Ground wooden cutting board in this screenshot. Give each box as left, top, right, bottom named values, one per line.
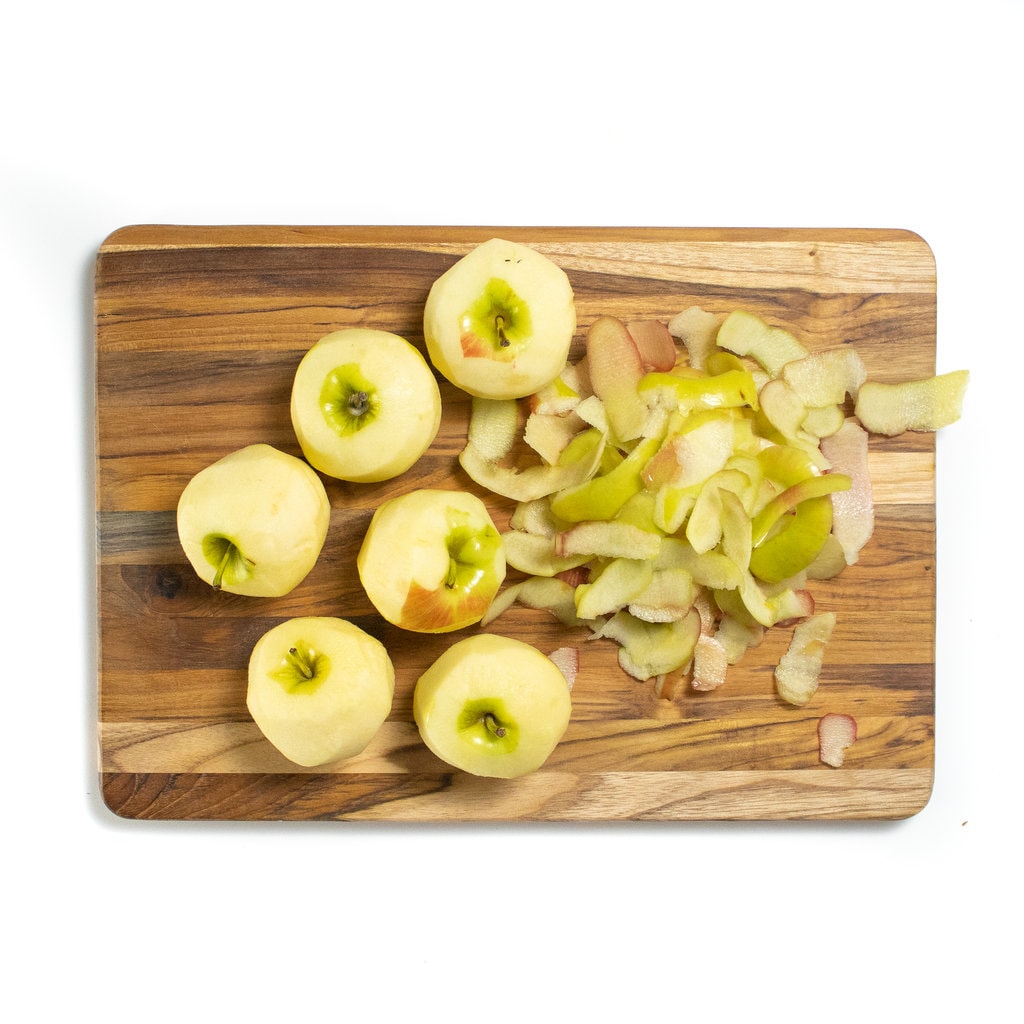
left=95, top=225, right=938, bottom=821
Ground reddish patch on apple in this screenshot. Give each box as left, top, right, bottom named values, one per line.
left=399, top=581, right=492, bottom=632
left=461, top=331, right=516, bottom=362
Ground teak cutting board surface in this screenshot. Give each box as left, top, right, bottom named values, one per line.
left=95, top=225, right=938, bottom=821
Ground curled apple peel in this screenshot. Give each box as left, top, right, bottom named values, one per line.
left=587, top=315, right=650, bottom=443
left=854, top=370, right=969, bottom=435
left=596, top=608, right=701, bottom=682
left=460, top=398, right=606, bottom=503
left=668, top=306, right=721, bottom=370
left=781, top=347, right=867, bottom=407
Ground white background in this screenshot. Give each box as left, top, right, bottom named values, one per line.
left=3, top=1, right=1018, bottom=1018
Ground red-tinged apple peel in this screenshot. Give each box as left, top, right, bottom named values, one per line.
left=691, top=633, right=729, bottom=692
left=586, top=315, right=649, bottom=442
left=548, top=646, right=580, bottom=691
left=627, top=319, right=678, bottom=372
left=818, top=713, right=858, bottom=767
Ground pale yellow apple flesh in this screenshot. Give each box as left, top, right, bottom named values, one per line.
left=423, top=238, right=576, bottom=400
left=176, top=443, right=330, bottom=597
left=290, top=328, right=442, bottom=483
left=413, top=633, right=572, bottom=778
left=247, top=616, right=395, bottom=767
left=356, top=488, right=506, bottom=633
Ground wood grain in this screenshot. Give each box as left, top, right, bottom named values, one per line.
left=94, top=225, right=938, bottom=821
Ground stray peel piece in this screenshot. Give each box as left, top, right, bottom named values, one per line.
left=854, top=370, right=969, bottom=435
left=818, top=713, right=858, bottom=767
left=548, top=646, right=580, bottom=691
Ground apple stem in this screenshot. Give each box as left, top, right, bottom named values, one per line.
left=211, top=543, right=234, bottom=591
left=495, top=315, right=510, bottom=348
left=287, top=646, right=315, bottom=680
left=484, top=713, right=506, bottom=738
left=348, top=390, right=370, bottom=417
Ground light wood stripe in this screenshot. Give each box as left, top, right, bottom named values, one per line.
left=98, top=767, right=933, bottom=821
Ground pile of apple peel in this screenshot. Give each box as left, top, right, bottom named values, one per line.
left=460, top=307, right=968, bottom=721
